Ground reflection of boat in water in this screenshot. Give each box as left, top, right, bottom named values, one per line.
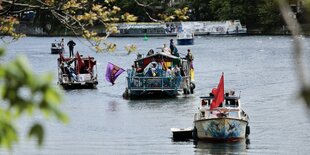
left=193, top=89, right=250, bottom=142
left=194, top=138, right=250, bottom=154
left=176, top=31, right=194, bottom=45
left=57, top=53, right=98, bottom=89
left=123, top=51, right=195, bottom=99
left=51, top=42, right=64, bottom=54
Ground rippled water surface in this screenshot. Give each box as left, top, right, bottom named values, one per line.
left=1, top=35, right=310, bottom=154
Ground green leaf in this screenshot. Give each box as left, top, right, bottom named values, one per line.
left=0, top=48, right=5, bottom=56
left=28, top=123, right=44, bottom=146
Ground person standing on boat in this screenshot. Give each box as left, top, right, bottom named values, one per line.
left=186, top=49, right=194, bottom=67
left=67, top=40, right=76, bottom=57
left=170, top=39, right=175, bottom=52
left=60, top=38, right=65, bottom=54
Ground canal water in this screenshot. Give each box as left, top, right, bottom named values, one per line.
left=1, top=35, right=310, bottom=154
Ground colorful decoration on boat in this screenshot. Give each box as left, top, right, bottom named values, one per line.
left=105, top=62, right=125, bottom=85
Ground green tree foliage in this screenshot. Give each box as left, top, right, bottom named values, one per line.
left=187, top=0, right=211, bottom=21
left=209, top=0, right=249, bottom=22
left=257, top=0, right=283, bottom=32
left=0, top=48, right=68, bottom=149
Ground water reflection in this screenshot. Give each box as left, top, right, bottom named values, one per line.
left=193, top=138, right=250, bottom=155
left=126, top=96, right=196, bottom=110
left=106, top=100, right=120, bottom=112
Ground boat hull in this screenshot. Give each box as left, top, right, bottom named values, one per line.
left=51, top=48, right=64, bottom=54
left=59, top=82, right=98, bottom=89
left=194, top=117, right=248, bottom=141
left=177, top=39, right=194, bottom=45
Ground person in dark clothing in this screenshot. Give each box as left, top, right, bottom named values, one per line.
left=169, top=39, right=175, bottom=52
left=67, top=40, right=76, bottom=57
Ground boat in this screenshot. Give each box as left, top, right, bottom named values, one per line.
left=111, top=22, right=177, bottom=37
left=51, top=41, right=64, bottom=54
left=193, top=90, right=250, bottom=141
left=123, top=50, right=195, bottom=98
left=57, top=53, right=98, bottom=89
left=171, top=127, right=194, bottom=141
left=107, top=21, right=245, bottom=37
left=176, top=31, right=194, bottom=45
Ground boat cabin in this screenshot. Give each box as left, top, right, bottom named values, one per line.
left=198, top=91, right=247, bottom=119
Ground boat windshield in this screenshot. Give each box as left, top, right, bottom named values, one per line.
left=225, top=99, right=239, bottom=108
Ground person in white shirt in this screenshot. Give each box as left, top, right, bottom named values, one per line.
left=162, top=44, right=171, bottom=54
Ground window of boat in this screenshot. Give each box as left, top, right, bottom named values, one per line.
left=229, top=111, right=239, bottom=118
left=225, top=99, right=239, bottom=108
left=201, top=99, right=211, bottom=107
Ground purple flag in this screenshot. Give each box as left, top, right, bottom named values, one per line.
left=105, top=62, right=125, bottom=85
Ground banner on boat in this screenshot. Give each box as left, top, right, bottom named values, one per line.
left=210, top=73, right=224, bottom=110
left=105, top=62, right=125, bottom=85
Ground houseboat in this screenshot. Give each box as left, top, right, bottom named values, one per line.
left=57, top=53, right=98, bottom=89
left=123, top=50, right=195, bottom=98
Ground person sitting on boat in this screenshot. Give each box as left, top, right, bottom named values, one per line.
left=150, top=63, right=157, bottom=77
left=65, top=65, right=77, bottom=82
left=162, top=44, right=171, bottom=55
left=131, top=65, right=136, bottom=77
left=172, top=65, right=181, bottom=88
left=136, top=64, right=143, bottom=74
left=172, top=45, right=179, bottom=57
left=166, top=66, right=172, bottom=78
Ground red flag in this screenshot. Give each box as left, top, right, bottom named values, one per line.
left=210, top=74, right=224, bottom=110
left=76, top=52, right=84, bottom=74
left=59, top=52, right=65, bottom=63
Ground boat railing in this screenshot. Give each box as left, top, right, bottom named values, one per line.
left=127, top=73, right=188, bottom=91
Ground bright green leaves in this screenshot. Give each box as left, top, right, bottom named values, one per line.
left=0, top=110, right=18, bottom=149
left=0, top=51, right=67, bottom=149
left=28, top=123, right=44, bottom=146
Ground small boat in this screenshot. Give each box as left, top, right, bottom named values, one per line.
left=57, top=53, right=98, bottom=89
left=193, top=90, right=250, bottom=142
left=51, top=42, right=64, bottom=54
left=123, top=50, right=195, bottom=98
left=176, top=31, right=194, bottom=45
left=171, top=127, right=194, bottom=141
